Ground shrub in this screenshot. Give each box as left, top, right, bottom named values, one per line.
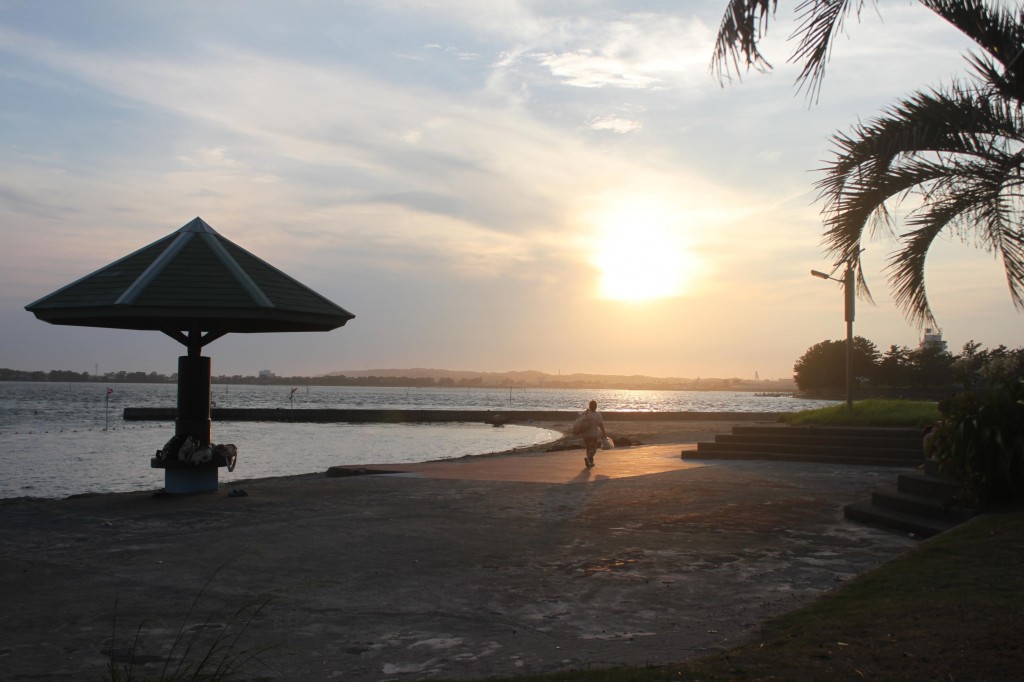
left=932, top=354, right=1024, bottom=508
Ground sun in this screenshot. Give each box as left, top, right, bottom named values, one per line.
left=590, top=196, right=698, bottom=302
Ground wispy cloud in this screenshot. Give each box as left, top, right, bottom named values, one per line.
left=589, top=115, right=642, bottom=133
left=527, top=13, right=713, bottom=89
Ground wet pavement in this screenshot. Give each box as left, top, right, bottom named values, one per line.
left=0, top=444, right=918, bottom=681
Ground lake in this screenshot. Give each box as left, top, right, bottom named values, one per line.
left=0, top=382, right=834, bottom=499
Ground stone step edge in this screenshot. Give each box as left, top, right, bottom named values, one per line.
left=697, top=441, right=922, bottom=459
left=682, top=450, right=921, bottom=467
left=870, top=489, right=976, bottom=522
left=733, top=425, right=922, bottom=437
left=897, top=470, right=961, bottom=498
left=843, top=500, right=956, bottom=539
left=715, top=433, right=923, bottom=448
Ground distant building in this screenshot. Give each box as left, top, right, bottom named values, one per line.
left=920, top=328, right=947, bottom=352
left=259, top=369, right=276, bottom=379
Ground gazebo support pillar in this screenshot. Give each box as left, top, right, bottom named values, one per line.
left=27, top=218, right=355, bottom=496
left=163, top=354, right=217, bottom=493
left=176, top=354, right=212, bottom=446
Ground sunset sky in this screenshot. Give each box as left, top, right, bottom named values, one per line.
left=3, top=1, right=1022, bottom=381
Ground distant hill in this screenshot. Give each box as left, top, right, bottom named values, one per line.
left=0, top=365, right=795, bottom=391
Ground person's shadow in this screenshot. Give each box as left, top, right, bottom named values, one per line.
left=570, top=465, right=608, bottom=483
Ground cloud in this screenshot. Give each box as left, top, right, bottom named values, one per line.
left=527, top=13, right=713, bottom=89
left=0, top=183, right=74, bottom=221
left=175, top=147, right=249, bottom=170
left=0, top=11, right=795, bottom=304
left=589, top=115, right=642, bottom=133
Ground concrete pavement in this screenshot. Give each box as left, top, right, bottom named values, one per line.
left=0, top=443, right=918, bottom=681
left=327, top=443, right=705, bottom=483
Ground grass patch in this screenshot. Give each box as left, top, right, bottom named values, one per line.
left=103, top=559, right=274, bottom=681
left=445, top=509, right=1024, bottom=681
left=780, top=399, right=939, bottom=427
left=665, top=509, right=1024, bottom=680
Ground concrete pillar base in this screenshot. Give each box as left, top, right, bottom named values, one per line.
left=163, top=466, right=219, bottom=494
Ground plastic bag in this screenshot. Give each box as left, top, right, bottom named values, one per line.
left=178, top=436, right=197, bottom=462
left=601, top=436, right=614, bottom=450
left=214, top=443, right=239, bottom=472
left=157, top=434, right=183, bottom=461
left=191, top=446, right=213, bottom=465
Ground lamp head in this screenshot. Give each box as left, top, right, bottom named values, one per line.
left=810, top=270, right=830, bottom=280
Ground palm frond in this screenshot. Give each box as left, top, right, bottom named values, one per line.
left=1001, top=230, right=1024, bottom=310
left=825, top=86, right=1020, bottom=181
left=923, top=0, right=1024, bottom=100
left=711, top=0, right=778, bottom=84
left=790, top=0, right=861, bottom=102
left=886, top=206, right=953, bottom=328
left=887, top=171, right=1022, bottom=326
left=711, top=0, right=870, bottom=100
left=711, top=0, right=1024, bottom=103
left=821, top=156, right=950, bottom=264
left=816, top=81, right=1024, bottom=325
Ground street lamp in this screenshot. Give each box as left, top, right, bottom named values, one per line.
left=811, top=262, right=855, bottom=410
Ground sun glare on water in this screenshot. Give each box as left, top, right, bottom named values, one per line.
left=590, top=196, right=699, bottom=302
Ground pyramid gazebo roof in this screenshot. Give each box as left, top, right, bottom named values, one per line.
left=26, top=217, right=354, bottom=349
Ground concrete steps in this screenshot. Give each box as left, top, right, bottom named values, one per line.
left=689, top=425, right=924, bottom=466
left=843, top=462, right=976, bottom=538
left=687, top=425, right=975, bottom=538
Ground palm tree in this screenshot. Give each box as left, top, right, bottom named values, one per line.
left=712, top=1, right=1024, bottom=327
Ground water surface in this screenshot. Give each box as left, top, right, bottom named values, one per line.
left=0, top=382, right=834, bottom=499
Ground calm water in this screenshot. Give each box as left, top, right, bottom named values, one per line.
left=0, top=382, right=834, bottom=499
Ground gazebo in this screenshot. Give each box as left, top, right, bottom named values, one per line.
left=26, top=217, right=355, bottom=493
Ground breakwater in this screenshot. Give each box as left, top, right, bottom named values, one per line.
left=123, top=408, right=783, bottom=423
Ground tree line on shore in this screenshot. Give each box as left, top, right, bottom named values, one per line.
left=794, top=338, right=1024, bottom=397
left=7, top=337, right=1022, bottom=396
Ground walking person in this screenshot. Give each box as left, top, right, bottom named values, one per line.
left=579, top=399, right=606, bottom=468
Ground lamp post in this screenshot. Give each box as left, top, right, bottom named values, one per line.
left=811, top=262, right=855, bottom=410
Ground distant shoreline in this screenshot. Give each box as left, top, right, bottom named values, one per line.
left=0, top=373, right=796, bottom=393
